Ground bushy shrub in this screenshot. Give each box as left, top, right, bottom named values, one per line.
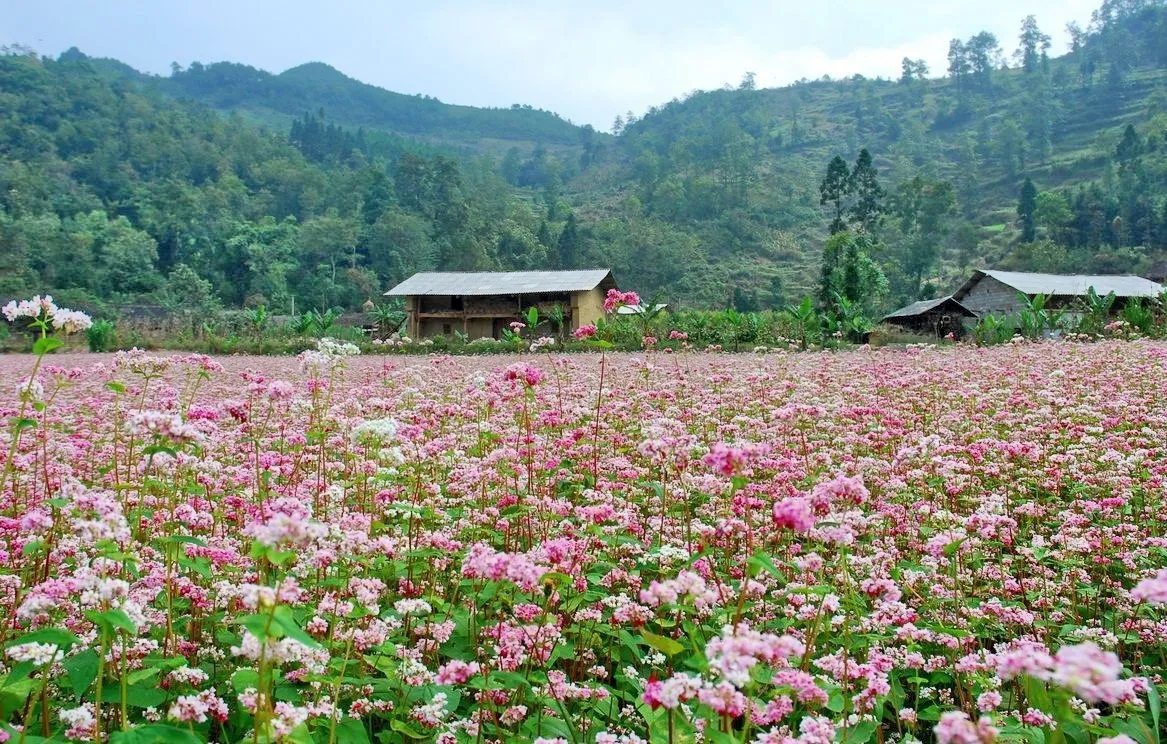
left=86, top=319, right=117, bottom=352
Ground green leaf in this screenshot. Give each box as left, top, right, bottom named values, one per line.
left=272, top=605, right=321, bottom=648
left=231, top=668, right=259, bottom=692
left=943, top=538, right=967, bottom=557
left=333, top=718, right=371, bottom=744
left=1, top=662, right=37, bottom=689
left=265, top=545, right=297, bottom=567
left=239, top=613, right=281, bottom=642
left=1022, top=674, right=1053, bottom=713
left=390, top=719, right=429, bottom=739
left=63, top=649, right=100, bottom=700
left=126, top=667, right=160, bottom=685
left=100, top=684, right=166, bottom=708
left=1112, top=717, right=1155, bottom=744
left=1149, top=685, right=1162, bottom=741
left=826, top=689, right=846, bottom=713
left=32, top=336, right=63, bottom=355
left=640, top=629, right=684, bottom=657
left=176, top=557, right=212, bottom=579
left=846, top=720, right=878, bottom=744
left=106, top=381, right=126, bottom=394
left=746, top=550, right=784, bottom=580
left=281, top=723, right=314, bottom=744
left=85, top=608, right=138, bottom=635
left=5, top=627, right=80, bottom=651
left=110, top=725, right=203, bottom=744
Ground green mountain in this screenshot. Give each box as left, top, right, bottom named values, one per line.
left=57, top=47, right=585, bottom=153
left=2, top=0, right=1166, bottom=318
left=164, top=60, right=584, bottom=150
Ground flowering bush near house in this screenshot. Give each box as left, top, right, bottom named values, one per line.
left=0, top=336, right=1165, bottom=743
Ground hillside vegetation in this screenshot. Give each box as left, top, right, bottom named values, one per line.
left=1, top=0, right=1166, bottom=319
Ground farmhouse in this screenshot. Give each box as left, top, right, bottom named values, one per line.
left=951, top=269, right=1163, bottom=316
left=881, top=296, right=976, bottom=337
left=385, top=269, right=617, bottom=339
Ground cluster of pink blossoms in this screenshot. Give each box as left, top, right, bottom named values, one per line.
left=772, top=497, right=815, bottom=532
left=934, top=711, right=1000, bottom=744
left=460, top=542, right=550, bottom=592
left=602, top=289, right=641, bottom=312
left=702, top=441, right=766, bottom=476
left=992, top=640, right=1145, bottom=705
left=1131, top=568, right=1167, bottom=605
left=126, top=410, right=205, bottom=444
left=502, top=362, right=547, bottom=387
left=705, top=624, right=806, bottom=687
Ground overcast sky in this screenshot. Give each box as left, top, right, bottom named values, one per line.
left=4, top=0, right=1101, bottom=130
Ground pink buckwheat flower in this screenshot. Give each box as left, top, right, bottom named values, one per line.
left=1131, top=568, right=1167, bottom=605
left=934, top=711, right=998, bottom=744
left=773, top=497, right=815, bottom=532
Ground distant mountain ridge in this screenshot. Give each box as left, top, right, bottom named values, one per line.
left=61, top=48, right=585, bottom=149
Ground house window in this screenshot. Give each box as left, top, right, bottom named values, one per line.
left=442, top=323, right=452, bottom=335
left=451, top=296, right=464, bottom=311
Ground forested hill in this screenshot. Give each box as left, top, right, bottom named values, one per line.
left=573, top=0, right=1167, bottom=308
left=2, top=0, right=1167, bottom=318
left=60, top=49, right=585, bottom=151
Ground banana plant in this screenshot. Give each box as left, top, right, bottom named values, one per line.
left=830, top=292, right=871, bottom=344
left=244, top=305, right=269, bottom=336
left=783, top=297, right=821, bottom=351
left=1018, top=293, right=1064, bottom=339
left=1122, top=297, right=1154, bottom=334
left=545, top=305, right=566, bottom=339
left=369, top=305, right=406, bottom=338
left=1077, top=287, right=1116, bottom=336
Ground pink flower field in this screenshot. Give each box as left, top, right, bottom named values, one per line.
left=1, top=342, right=1165, bottom=744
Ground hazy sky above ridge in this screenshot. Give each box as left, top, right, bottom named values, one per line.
left=4, top=0, right=1101, bottom=129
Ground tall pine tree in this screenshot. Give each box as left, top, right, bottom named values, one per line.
left=849, top=149, right=885, bottom=233
left=1018, top=178, right=1038, bottom=242
left=555, top=214, right=579, bottom=269
left=819, top=156, right=852, bottom=234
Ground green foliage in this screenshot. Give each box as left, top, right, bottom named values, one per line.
left=1018, top=179, right=1039, bottom=243
left=972, top=314, right=1019, bottom=345
left=1017, top=293, right=1065, bottom=338
left=369, top=305, right=405, bottom=338
left=1075, top=287, right=1117, bottom=335
left=244, top=305, right=269, bottom=336
left=86, top=319, right=116, bottom=352
left=819, top=232, right=888, bottom=315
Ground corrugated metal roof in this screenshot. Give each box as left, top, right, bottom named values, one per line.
left=954, top=270, right=1163, bottom=299
left=616, top=303, right=668, bottom=315
left=385, top=269, right=616, bottom=296
left=883, top=296, right=974, bottom=320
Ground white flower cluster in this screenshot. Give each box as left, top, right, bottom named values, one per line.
left=2, top=295, right=93, bottom=334
left=59, top=704, right=96, bottom=737
left=299, top=337, right=361, bottom=377
left=6, top=641, right=60, bottom=666
left=231, top=630, right=327, bottom=672
left=316, top=337, right=361, bottom=357
left=529, top=336, right=556, bottom=352
left=393, top=598, right=433, bottom=617
left=351, top=417, right=399, bottom=444
left=14, top=376, right=44, bottom=404
left=114, top=349, right=174, bottom=376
